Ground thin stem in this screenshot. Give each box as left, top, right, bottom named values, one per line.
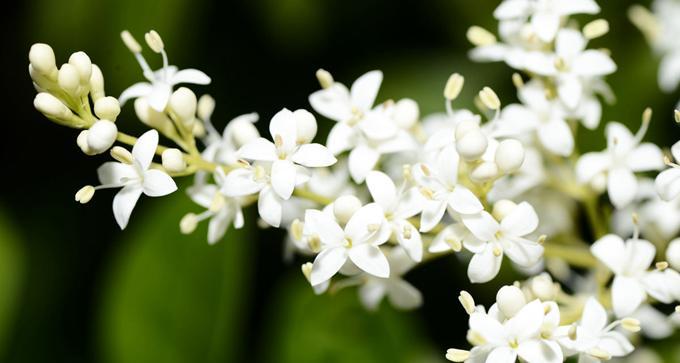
left=543, top=243, right=597, bottom=268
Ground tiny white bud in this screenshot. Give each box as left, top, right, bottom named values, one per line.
left=197, top=94, right=215, bottom=120
left=316, top=68, right=334, bottom=89
left=392, top=98, right=419, bottom=128
left=162, top=148, right=187, bottom=173
left=231, top=118, right=260, bottom=148
left=333, top=195, right=362, bottom=225
left=666, top=238, right=680, bottom=270
left=466, top=26, right=496, bottom=46
left=120, top=30, right=142, bottom=53
left=110, top=146, right=133, bottom=164
left=458, top=290, right=476, bottom=315
left=495, top=139, right=525, bottom=173
left=470, top=161, right=498, bottom=182
left=530, top=273, right=556, bottom=301
left=57, top=64, right=80, bottom=95
left=583, top=19, right=609, bottom=40
left=144, top=30, right=164, bottom=53
left=444, top=73, right=464, bottom=100
left=94, top=96, right=121, bottom=121
left=454, top=119, right=479, bottom=140
left=180, top=213, right=198, bottom=234
left=456, top=129, right=488, bottom=161
left=75, top=185, right=95, bottom=204
left=89, top=64, right=105, bottom=101
left=445, top=349, right=470, bottom=362
left=293, top=109, right=318, bottom=144
left=496, top=285, right=526, bottom=318
left=77, top=131, right=94, bottom=155
left=29, top=43, right=57, bottom=76
left=478, top=87, right=501, bottom=110
left=492, top=200, right=517, bottom=221
left=86, top=120, right=118, bottom=154
left=68, top=51, right=92, bottom=84
left=169, top=87, right=197, bottom=123
left=34, top=92, right=74, bottom=121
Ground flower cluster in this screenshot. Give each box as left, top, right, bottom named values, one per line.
left=27, top=0, right=680, bottom=361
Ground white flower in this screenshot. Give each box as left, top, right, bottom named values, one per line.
left=306, top=203, right=391, bottom=285
left=366, top=171, right=424, bottom=262
left=412, top=146, right=484, bottom=232
left=237, top=108, right=337, bottom=200
left=202, top=113, right=260, bottom=165
left=95, top=130, right=177, bottom=229
left=462, top=201, right=543, bottom=283
left=655, top=140, right=680, bottom=200
left=557, top=297, right=634, bottom=362
left=591, top=234, right=671, bottom=317
left=356, top=246, right=422, bottom=311
left=118, top=37, right=210, bottom=111
left=222, top=163, right=286, bottom=227
left=494, top=0, right=600, bottom=42
left=576, top=121, right=664, bottom=209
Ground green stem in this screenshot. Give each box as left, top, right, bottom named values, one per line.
left=543, top=243, right=597, bottom=268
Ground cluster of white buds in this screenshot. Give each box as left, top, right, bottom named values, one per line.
left=26, top=1, right=680, bottom=361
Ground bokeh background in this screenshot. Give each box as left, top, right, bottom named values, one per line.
left=1, top=0, right=679, bottom=362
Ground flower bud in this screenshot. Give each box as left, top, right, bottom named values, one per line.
left=77, top=130, right=95, bottom=155
left=34, top=92, right=74, bottom=121
left=94, top=96, right=121, bottom=121
left=89, top=64, right=105, bottom=101
left=231, top=117, right=260, bottom=148
left=169, top=87, right=197, bottom=124
left=193, top=121, right=206, bottom=137
left=667, top=238, right=680, bottom=270
left=492, top=199, right=517, bottom=220
left=392, top=98, right=419, bottom=129
left=68, top=51, right=92, bottom=84
left=471, top=161, right=498, bottom=182
left=294, top=109, right=318, bottom=144
left=145, top=30, right=164, bottom=53
left=29, top=43, right=57, bottom=78
left=120, top=30, right=142, bottom=53
left=456, top=129, right=487, bottom=161
left=496, top=285, right=526, bottom=318
left=529, top=273, right=556, bottom=301
left=454, top=119, right=479, bottom=140
left=58, top=64, right=80, bottom=95
left=495, top=139, right=525, bottom=173
left=87, top=120, right=118, bottom=154
left=333, top=195, right=362, bottom=225
left=75, top=185, right=95, bottom=204
left=162, top=148, right=186, bottom=173
left=197, top=94, right=215, bottom=120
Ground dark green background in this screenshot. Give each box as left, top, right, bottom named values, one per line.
left=1, top=0, right=679, bottom=361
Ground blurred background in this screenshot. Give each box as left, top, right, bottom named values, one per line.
left=1, top=0, right=679, bottom=362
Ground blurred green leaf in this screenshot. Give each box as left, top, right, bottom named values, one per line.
left=99, top=196, right=251, bottom=363
left=259, top=274, right=442, bottom=363
left=0, top=207, right=25, bottom=357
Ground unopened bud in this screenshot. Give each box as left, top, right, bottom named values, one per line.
left=583, top=19, right=609, bottom=40
left=94, top=96, right=121, bottom=121
left=458, top=290, right=476, bottom=315
left=169, top=87, right=197, bottom=123
left=162, top=148, right=187, bottom=173
left=34, top=92, right=75, bottom=122
left=478, top=87, right=501, bottom=110
left=180, top=213, right=198, bottom=234
left=444, top=73, right=464, bottom=100
left=495, top=139, right=525, bottom=173
left=89, top=64, right=105, bottom=101
left=333, top=195, right=362, bottom=225
left=316, top=69, right=334, bottom=89
left=87, top=120, right=118, bottom=154
left=75, top=185, right=95, bottom=204
left=455, top=119, right=479, bottom=140
left=466, top=26, right=496, bottom=46
left=530, top=273, right=556, bottom=300
left=496, top=285, right=526, bottom=318
left=121, top=30, right=142, bottom=53
left=197, top=94, right=215, bottom=120
left=29, top=43, right=57, bottom=77
left=68, top=51, right=92, bottom=84
left=231, top=115, right=260, bottom=148
left=110, top=146, right=133, bottom=164
left=471, top=161, right=498, bottom=182
left=58, top=64, right=80, bottom=95
left=393, top=98, right=419, bottom=129
left=293, top=109, right=318, bottom=144
left=456, top=129, right=488, bottom=161
left=145, top=30, right=164, bottom=53
left=77, top=131, right=94, bottom=155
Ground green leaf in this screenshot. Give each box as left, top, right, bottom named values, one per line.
left=98, top=196, right=251, bottom=363
left=258, top=274, right=441, bottom=363
left=0, top=207, right=25, bottom=357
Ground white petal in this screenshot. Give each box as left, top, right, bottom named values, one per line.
left=419, top=200, right=447, bottom=233
left=112, top=184, right=143, bottom=229
left=169, top=68, right=211, bottom=85
left=97, top=162, right=137, bottom=185
left=505, top=299, right=544, bottom=339
left=387, top=279, right=422, bottom=310
left=258, top=186, right=283, bottom=227
left=359, top=111, right=398, bottom=140
left=531, top=12, right=560, bottom=42
left=673, top=140, right=680, bottom=161
left=436, top=145, right=460, bottom=186
left=575, top=152, right=609, bottom=182
left=462, top=211, right=499, bottom=242
left=486, top=346, right=517, bottom=363
left=222, top=168, right=264, bottom=197
left=345, top=203, right=387, bottom=243
left=500, top=201, right=538, bottom=237
left=624, top=239, right=656, bottom=275
left=326, top=122, right=356, bottom=155
left=517, top=340, right=563, bottom=363
left=607, top=167, right=637, bottom=209
left=237, top=138, right=278, bottom=161
left=655, top=168, right=680, bottom=201
left=350, top=70, right=382, bottom=111
left=573, top=51, right=617, bottom=77
left=207, top=210, right=230, bottom=244
left=147, top=82, right=172, bottom=111
left=348, top=144, right=380, bottom=183
left=641, top=270, right=674, bottom=304
left=605, top=122, right=635, bottom=151
left=396, top=220, right=423, bottom=262
left=493, top=0, right=531, bottom=19
left=448, top=187, right=484, bottom=215
left=269, top=108, right=297, bottom=151
left=658, top=52, right=680, bottom=92
left=633, top=305, right=674, bottom=339
left=393, top=187, right=425, bottom=220
left=598, top=331, right=634, bottom=357
left=310, top=246, right=348, bottom=285
left=580, top=297, right=607, bottom=333
left=591, top=234, right=626, bottom=274
left=558, top=75, right=582, bottom=109
left=504, top=237, right=544, bottom=267
left=308, top=83, right=352, bottom=122
left=118, top=82, right=152, bottom=106
left=291, top=144, right=337, bottom=167
left=627, top=143, right=664, bottom=172
left=142, top=169, right=177, bottom=196
left=270, top=160, right=297, bottom=200
left=366, top=171, right=397, bottom=211
left=578, top=97, right=602, bottom=130
left=557, top=0, right=600, bottom=15
left=469, top=311, right=506, bottom=345
left=556, top=29, right=586, bottom=59
left=467, top=244, right=502, bottom=283
left=348, top=244, right=390, bottom=278
left=538, top=117, right=574, bottom=156
left=469, top=44, right=508, bottom=62
left=304, top=209, right=344, bottom=247
left=358, top=281, right=387, bottom=311
left=133, top=130, right=159, bottom=170
left=611, top=275, right=646, bottom=317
